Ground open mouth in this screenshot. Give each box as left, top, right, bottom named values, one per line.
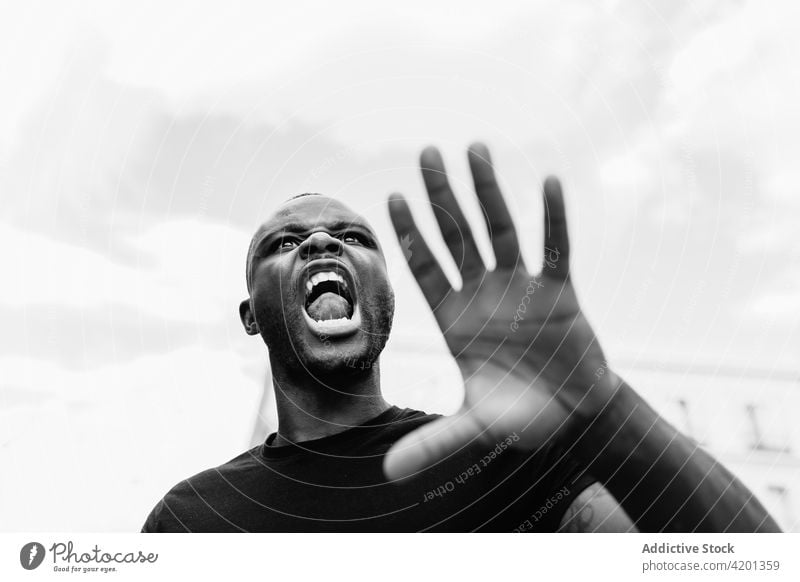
left=300, top=262, right=361, bottom=338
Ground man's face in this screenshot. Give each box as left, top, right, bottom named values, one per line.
left=245, top=195, right=394, bottom=376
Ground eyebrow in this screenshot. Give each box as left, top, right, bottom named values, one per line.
left=252, top=220, right=376, bottom=253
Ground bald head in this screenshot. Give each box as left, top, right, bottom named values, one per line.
left=245, top=194, right=382, bottom=293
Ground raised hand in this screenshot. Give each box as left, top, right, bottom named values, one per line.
left=384, top=143, right=617, bottom=480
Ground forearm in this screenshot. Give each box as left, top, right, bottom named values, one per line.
left=571, top=376, right=781, bottom=532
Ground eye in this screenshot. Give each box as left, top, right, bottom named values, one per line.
left=341, top=231, right=374, bottom=246
left=277, top=238, right=299, bottom=251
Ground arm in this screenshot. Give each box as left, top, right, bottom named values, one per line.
left=383, top=143, right=779, bottom=532
left=567, top=378, right=779, bottom=532
left=560, top=387, right=779, bottom=532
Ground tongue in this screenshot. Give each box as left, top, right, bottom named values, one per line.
left=307, top=292, right=351, bottom=321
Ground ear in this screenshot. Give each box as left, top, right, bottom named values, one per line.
left=239, top=299, right=260, bottom=336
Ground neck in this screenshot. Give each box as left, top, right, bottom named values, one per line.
left=269, top=358, right=391, bottom=446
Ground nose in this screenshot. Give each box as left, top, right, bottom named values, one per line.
left=299, top=230, right=343, bottom=260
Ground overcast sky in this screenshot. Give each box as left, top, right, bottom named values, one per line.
left=1, top=0, right=799, bottom=530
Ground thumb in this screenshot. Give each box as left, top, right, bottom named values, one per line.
left=383, top=407, right=486, bottom=481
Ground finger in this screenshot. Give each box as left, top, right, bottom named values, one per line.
left=388, top=193, right=453, bottom=309
left=542, top=176, right=570, bottom=279
left=467, top=143, right=524, bottom=271
left=383, top=408, right=486, bottom=481
left=420, top=146, right=485, bottom=281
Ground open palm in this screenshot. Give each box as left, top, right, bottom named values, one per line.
left=384, top=144, right=615, bottom=480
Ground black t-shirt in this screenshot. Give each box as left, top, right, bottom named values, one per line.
left=142, top=406, right=595, bottom=532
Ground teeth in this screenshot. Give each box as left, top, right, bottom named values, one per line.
left=307, top=271, right=347, bottom=294
left=315, top=317, right=350, bottom=324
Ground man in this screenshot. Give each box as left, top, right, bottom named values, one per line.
left=142, top=144, right=779, bottom=532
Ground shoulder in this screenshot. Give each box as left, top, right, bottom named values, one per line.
left=141, top=446, right=263, bottom=533
left=174, top=445, right=265, bottom=496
